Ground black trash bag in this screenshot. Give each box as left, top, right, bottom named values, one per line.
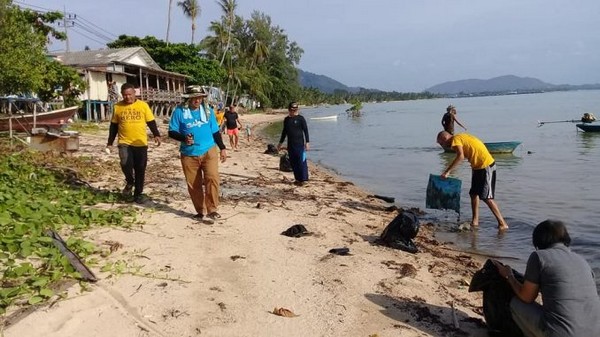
left=279, top=153, right=293, bottom=172
left=379, top=210, right=419, bottom=254
left=264, top=143, right=279, bottom=155
left=281, top=224, right=310, bottom=237
left=469, top=259, right=525, bottom=337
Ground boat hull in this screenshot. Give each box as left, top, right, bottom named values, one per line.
left=0, top=106, right=79, bottom=132
left=310, top=115, right=338, bottom=121
left=444, top=141, right=522, bottom=154
left=576, top=123, right=600, bottom=132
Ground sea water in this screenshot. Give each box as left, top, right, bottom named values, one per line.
left=297, top=90, right=600, bottom=288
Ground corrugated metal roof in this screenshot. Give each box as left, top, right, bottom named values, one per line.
left=51, top=47, right=161, bottom=70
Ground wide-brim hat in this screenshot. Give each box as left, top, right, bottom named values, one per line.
left=183, top=85, right=208, bottom=98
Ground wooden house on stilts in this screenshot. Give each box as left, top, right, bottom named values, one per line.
left=51, top=47, right=188, bottom=121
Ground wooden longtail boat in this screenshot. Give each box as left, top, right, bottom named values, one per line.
left=0, top=106, right=79, bottom=133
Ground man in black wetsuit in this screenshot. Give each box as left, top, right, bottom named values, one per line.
left=277, top=102, right=310, bottom=186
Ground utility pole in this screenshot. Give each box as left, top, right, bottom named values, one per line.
left=59, top=6, right=75, bottom=52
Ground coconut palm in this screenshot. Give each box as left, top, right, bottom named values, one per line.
left=177, top=0, right=200, bottom=44
left=200, top=21, right=227, bottom=60
left=217, top=0, right=237, bottom=66
left=248, top=38, right=269, bottom=69
left=166, top=0, right=173, bottom=45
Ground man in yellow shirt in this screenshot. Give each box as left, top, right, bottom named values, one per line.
left=106, top=83, right=161, bottom=204
left=437, top=131, right=508, bottom=231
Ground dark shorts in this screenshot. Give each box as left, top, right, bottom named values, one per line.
left=470, top=162, right=496, bottom=200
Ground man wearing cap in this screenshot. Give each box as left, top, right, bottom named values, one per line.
left=168, top=85, right=227, bottom=224
left=106, top=83, right=161, bottom=204
left=278, top=102, right=310, bottom=186
left=441, top=105, right=466, bottom=135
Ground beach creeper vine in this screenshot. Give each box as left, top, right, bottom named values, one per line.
left=0, top=147, right=136, bottom=314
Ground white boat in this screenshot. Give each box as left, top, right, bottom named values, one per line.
left=310, top=115, right=338, bottom=121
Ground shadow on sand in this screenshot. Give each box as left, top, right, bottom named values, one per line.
left=365, top=293, right=488, bottom=337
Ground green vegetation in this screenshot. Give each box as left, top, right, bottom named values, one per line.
left=0, top=0, right=85, bottom=106
left=107, top=35, right=227, bottom=86
left=300, top=87, right=440, bottom=106
left=346, top=100, right=363, bottom=114
left=0, top=146, right=136, bottom=314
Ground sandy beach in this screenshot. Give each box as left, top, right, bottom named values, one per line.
left=2, top=112, right=489, bottom=337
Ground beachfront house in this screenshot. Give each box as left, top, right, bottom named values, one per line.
left=51, top=47, right=188, bottom=121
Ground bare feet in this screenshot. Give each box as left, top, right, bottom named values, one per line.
left=498, top=223, right=509, bottom=231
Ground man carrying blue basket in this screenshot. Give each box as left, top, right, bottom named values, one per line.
left=436, top=131, right=509, bottom=231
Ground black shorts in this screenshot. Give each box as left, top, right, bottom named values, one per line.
left=470, top=162, right=496, bottom=200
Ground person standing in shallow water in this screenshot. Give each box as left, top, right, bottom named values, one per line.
left=493, top=220, right=600, bottom=337
left=441, top=104, right=466, bottom=135
left=278, top=102, right=310, bottom=186
left=436, top=130, right=508, bottom=230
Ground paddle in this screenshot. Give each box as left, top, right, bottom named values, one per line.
left=537, top=119, right=579, bottom=127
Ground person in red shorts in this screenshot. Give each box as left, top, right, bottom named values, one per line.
left=223, top=104, right=242, bottom=150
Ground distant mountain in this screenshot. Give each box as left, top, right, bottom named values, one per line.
left=425, top=75, right=559, bottom=95
left=298, top=69, right=360, bottom=94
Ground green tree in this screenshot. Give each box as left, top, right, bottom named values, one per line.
left=0, top=0, right=65, bottom=96
left=37, top=60, right=86, bottom=107
left=229, top=11, right=304, bottom=108
left=107, top=35, right=226, bottom=86
left=216, top=0, right=237, bottom=66
left=177, top=0, right=200, bottom=44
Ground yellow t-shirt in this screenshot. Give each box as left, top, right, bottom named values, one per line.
left=111, top=100, right=155, bottom=146
left=215, top=110, right=225, bottom=125
left=451, top=133, right=494, bottom=169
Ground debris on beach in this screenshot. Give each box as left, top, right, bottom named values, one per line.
left=369, top=194, right=395, bottom=203
left=328, top=247, right=351, bottom=255
left=272, top=307, right=298, bottom=317
left=281, top=224, right=311, bottom=237
left=457, top=222, right=471, bottom=232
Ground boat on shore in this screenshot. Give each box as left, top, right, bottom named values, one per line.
left=0, top=106, right=79, bottom=133
left=576, top=123, right=600, bottom=132
left=310, top=115, right=338, bottom=121
left=443, top=141, right=522, bottom=154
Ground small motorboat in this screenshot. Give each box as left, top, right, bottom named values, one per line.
left=576, top=123, right=600, bottom=132
left=443, top=141, right=522, bottom=154
left=310, top=115, right=338, bottom=121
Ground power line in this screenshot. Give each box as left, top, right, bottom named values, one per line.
left=73, top=20, right=114, bottom=42
left=14, top=1, right=117, bottom=49
left=76, top=15, right=118, bottom=39
left=70, top=27, right=106, bottom=46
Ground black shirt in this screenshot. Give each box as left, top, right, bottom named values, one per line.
left=224, top=111, right=239, bottom=129
left=279, top=115, right=309, bottom=147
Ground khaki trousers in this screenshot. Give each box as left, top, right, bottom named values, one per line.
left=180, top=146, right=220, bottom=215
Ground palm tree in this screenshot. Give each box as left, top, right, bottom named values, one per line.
left=217, top=0, right=237, bottom=66
left=248, top=38, right=269, bottom=69
left=178, top=0, right=200, bottom=44
left=166, top=0, right=173, bottom=45
left=200, top=21, right=227, bottom=60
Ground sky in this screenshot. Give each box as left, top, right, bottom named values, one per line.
left=15, top=0, right=600, bottom=92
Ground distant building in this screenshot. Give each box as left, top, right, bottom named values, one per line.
left=51, top=47, right=188, bottom=120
